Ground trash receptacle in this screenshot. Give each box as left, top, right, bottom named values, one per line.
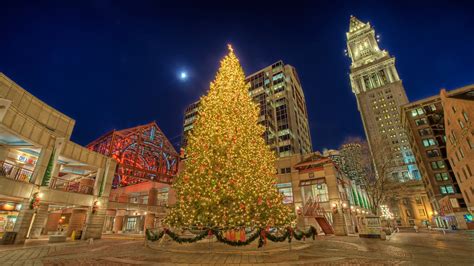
left=75, top=230, right=83, bottom=240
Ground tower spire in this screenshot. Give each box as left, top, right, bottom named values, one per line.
left=349, top=15, right=366, bottom=33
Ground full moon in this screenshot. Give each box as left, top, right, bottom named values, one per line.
left=180, top=72, right=187, bottom=80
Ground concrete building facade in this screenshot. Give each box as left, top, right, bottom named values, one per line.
left=0, top=73, right=116, bottom=244
left=346, top=16, right=419, bottom=182
left=275, top=152, right=372, bottom=236
left=182, top=61, right=312, bottom=157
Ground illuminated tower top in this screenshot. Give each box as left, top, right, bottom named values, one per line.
left=346, top=16, right=388, bottom=67
left=346, top=16, right=401, bottom=95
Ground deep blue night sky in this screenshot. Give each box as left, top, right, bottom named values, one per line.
left=1, top=1, right=473, bottom=151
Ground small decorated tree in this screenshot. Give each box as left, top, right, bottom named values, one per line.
left=165, top=45, right=293, bottom=229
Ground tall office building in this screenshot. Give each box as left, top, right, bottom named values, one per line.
left=346, top=16, right=419, bottom=181
left=182, top=60, right=312, bottom=157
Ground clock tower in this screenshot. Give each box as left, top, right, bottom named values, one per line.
left=346, top=16, right=419, bottom=182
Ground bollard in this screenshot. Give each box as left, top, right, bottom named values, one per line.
left=71, top=230, right=76, bottom=241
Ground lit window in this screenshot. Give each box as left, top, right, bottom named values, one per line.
left=431, top=160, right=445, bottom=170
left=415, top=118, right=428, bottom=126
left=435, top=172, right=449, bottom=181
left=446, top=185, right=454, bottom=194
left=451, top=130, right=457, bottom=142
left=277, top=183, right=293, bottom=204
left=467, top=138, right=474, bottom=149
left=462, top=111, right=469, bottom=122
left=440, top=186, right=447, bottom=194
left=422, top=138, right=436, bottom=147
left=440, top=185, right=455, bottom=194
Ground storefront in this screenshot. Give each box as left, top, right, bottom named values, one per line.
left=1, top=148, right=39, bottom=183
left=0, top=202, right=22, bottom=238
left=300, top=178, right=329, bottom=203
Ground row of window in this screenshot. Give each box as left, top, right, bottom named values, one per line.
left=457, top=164, right=473, bottom=182
left=411, top=104, right=437, bottom=118
left=451, top=106, right=470, bottom=122
left=362, top=69, right=389, bottom=90
left=411, top=107, right=424, bottom=117
left=446, top=108, right=469, bottom=149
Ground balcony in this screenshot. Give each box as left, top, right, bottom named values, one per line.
left=49, top=176, right=94, bottom=195
left=0, top=160, right=33, bottom=183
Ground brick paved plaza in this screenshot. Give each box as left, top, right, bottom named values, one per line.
left=0, top=229, right=472, bottom=265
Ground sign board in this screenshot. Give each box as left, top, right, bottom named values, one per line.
left=358, top=215, right=382, bottom=238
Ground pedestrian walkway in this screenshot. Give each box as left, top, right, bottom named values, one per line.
left=0, top=230, right=472, bottom=265
left=0, top=236, right=84, bottom=253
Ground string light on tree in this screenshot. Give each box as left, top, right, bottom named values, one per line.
left=164, top=45, right=294, bottom=229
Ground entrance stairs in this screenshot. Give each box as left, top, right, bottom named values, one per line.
left=303, top=196, right=334, bottom=235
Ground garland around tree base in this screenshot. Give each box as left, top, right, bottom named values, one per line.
left=146, top=226, right=317, bottom=248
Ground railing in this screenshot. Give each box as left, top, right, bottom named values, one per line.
left=49, top=176, right=94, bottom=195
left=303, top=195, right=328, bottom=218
left=108, top=195, right=168, bottom=207
left=0, top=160, right=34, bottom=183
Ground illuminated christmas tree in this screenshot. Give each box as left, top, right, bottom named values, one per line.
left=165, top=45, right=293, bottom=229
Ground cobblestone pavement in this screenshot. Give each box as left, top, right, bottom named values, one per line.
left=0, top=230, right=472, bottom=265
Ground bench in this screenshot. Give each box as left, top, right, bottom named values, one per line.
left=48, top=235, right=67, bottom=243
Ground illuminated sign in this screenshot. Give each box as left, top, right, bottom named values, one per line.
left=17, top=154, right=37, bottom=165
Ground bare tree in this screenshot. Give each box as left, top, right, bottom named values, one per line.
left=340, top=137, right=406, bottom=215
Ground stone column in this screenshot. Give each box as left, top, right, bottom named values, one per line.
left=148, top=188, right=157, bottom=206
left=31, top=148, right=52, bottom=185
left=391, top=65, right=400, bottom=81
left=324, top=163, right=347, bottom=236
left=0, top=145, right=9, bottom=161
left=144, top=213, right=155, bottom=230
left=360, top=76, right=367, bottom=92
left=114, top=216, right=124, bottom=233
left=32, top=138, right=64, bottom=186
left=29, top=203, right=49, bottom=238
left=83, top=197, right=109, bottom=240
left=13, top=199, right=35, bottom=244
left=332, top=211, right=348, bottom=236
left=67, top=209, right=87, bottom=237
left=385, top=66, right=394, bottom=83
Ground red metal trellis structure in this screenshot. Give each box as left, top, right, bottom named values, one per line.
left=87, top=121, right=179, bottom=188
